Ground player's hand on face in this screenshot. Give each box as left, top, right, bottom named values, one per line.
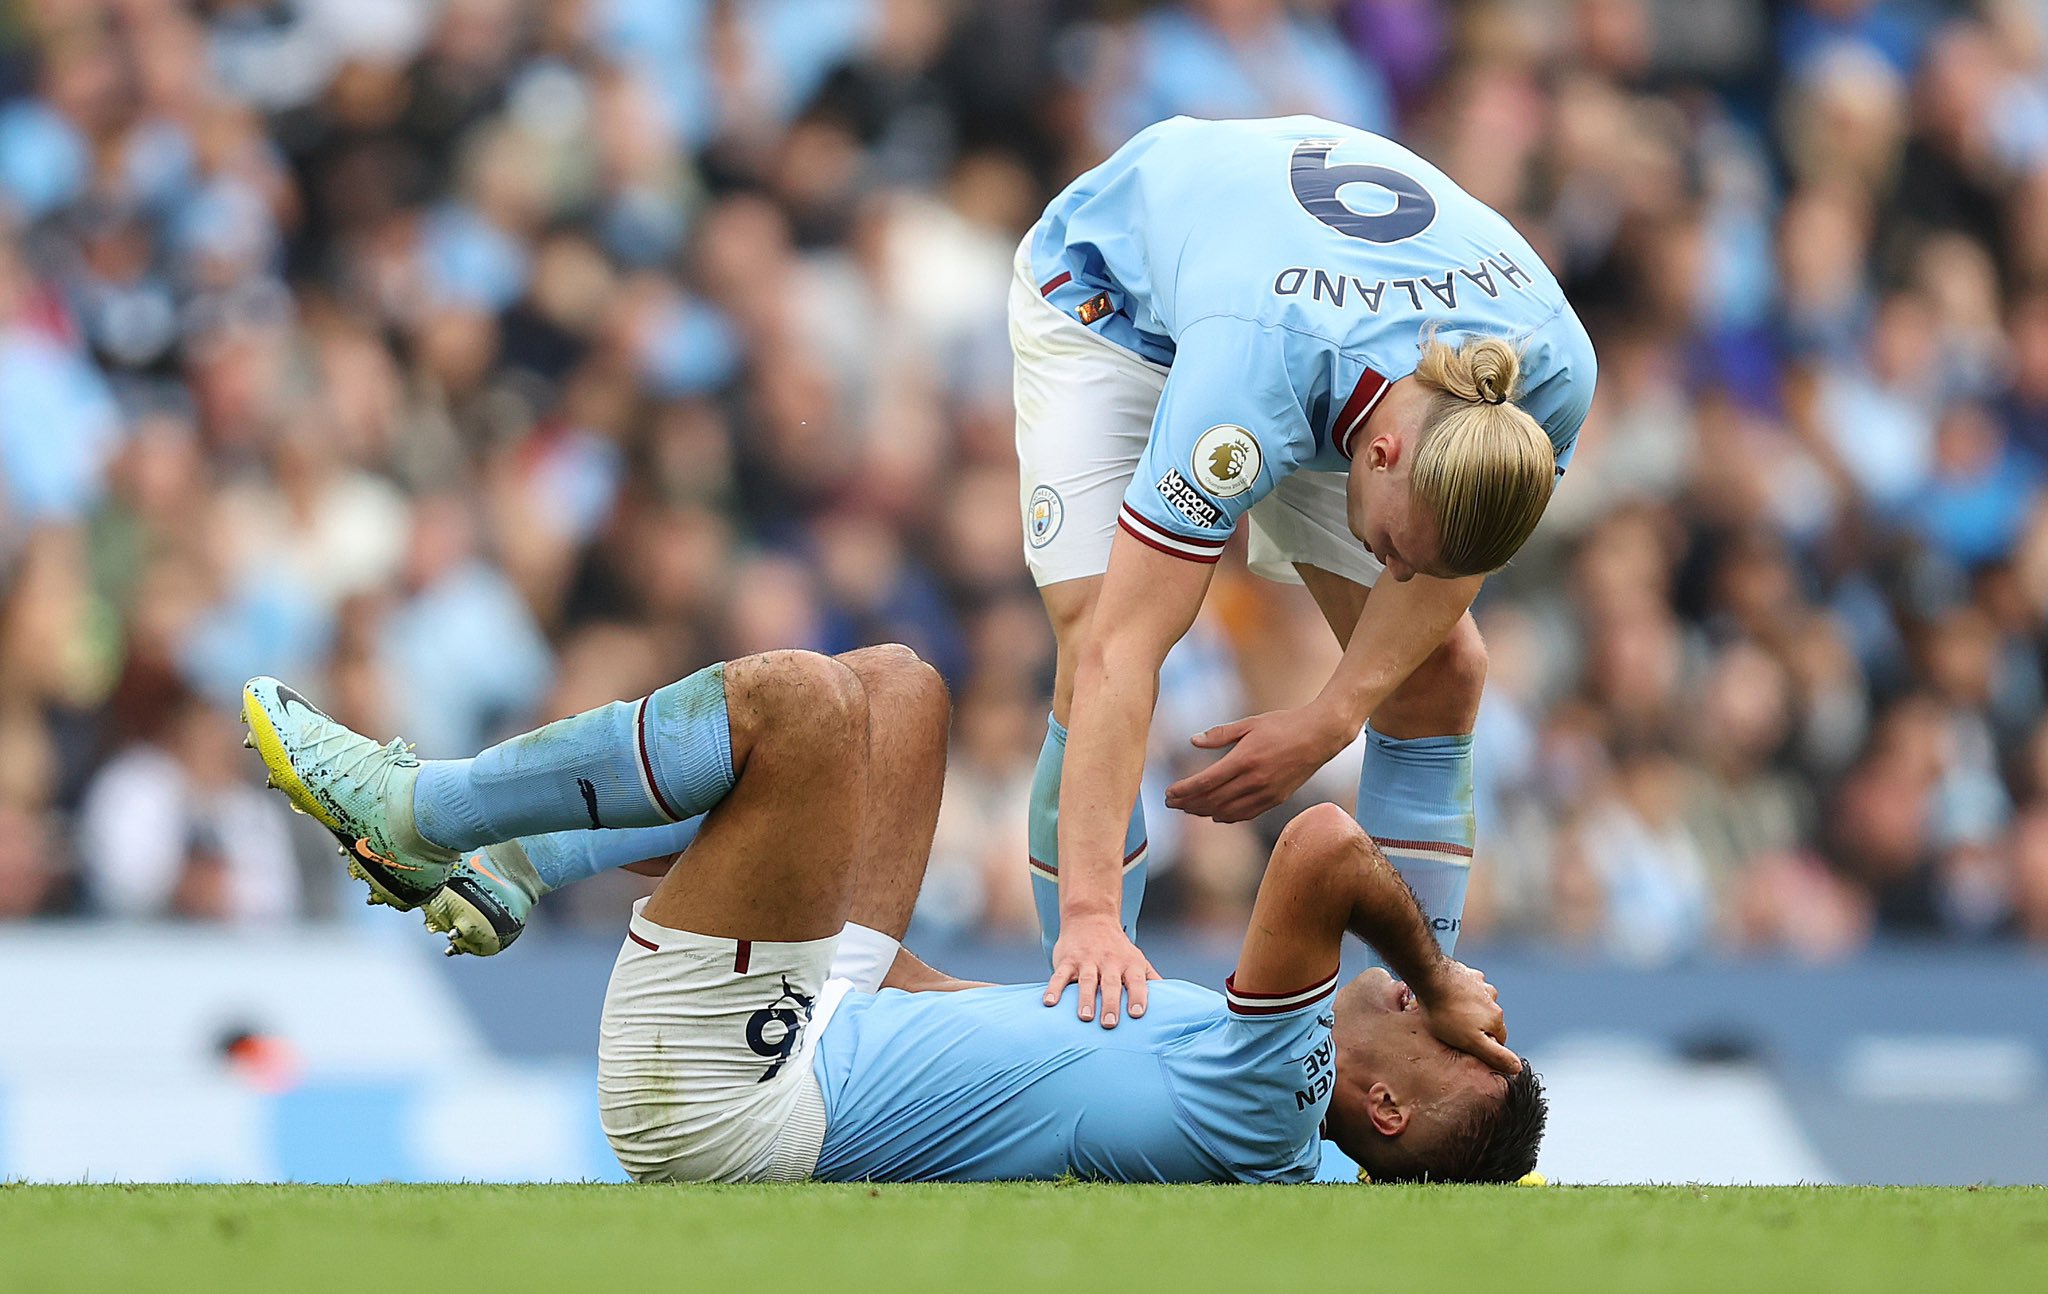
left=1416, top=960, right=1520, bottom=1076
left=1165, top=706, right=1353, bottom=823
left=1045, top=915, right=1161, bottom=1029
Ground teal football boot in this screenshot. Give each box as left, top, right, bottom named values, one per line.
left=241, top=676, right=458, bottom=909
left=421, top=840, right=545, bottom=957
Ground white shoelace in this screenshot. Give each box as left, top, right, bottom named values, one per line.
left=298, top=723, right=414, bottom=818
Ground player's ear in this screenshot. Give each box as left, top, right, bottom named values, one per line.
left=1363, top=430, right=1401, bottom=472
left=1366, top=1081, right=1408, bottom=1136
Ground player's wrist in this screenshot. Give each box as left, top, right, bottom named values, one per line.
left=1060, top=902, right=1123, bottom=929
left=1301, top=695, right=1367, bottom=749
left=1412, top=956, right=1461, bottom=1004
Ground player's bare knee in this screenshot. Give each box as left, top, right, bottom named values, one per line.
left=842, top=644, right=950, bottom=723
left=841, top=642, right=918, bottom=674
left=785, top=651, right=867, bottom=738
left=729, top=650, right=867, bottom=750
left=895, top=647, right=951, bottom=726
left=1427, top=616, right=1488, bottom=701
left=1383, top=616, right=1487, bottom=734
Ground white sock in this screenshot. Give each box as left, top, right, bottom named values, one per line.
left=830, top=922, right=902, bottom=993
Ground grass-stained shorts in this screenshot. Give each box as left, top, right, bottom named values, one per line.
left=598, top=899, right=851, bottom=1183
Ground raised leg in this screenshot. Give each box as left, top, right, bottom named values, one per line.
left=427, top=646, right=950, bottom=957
left=495, top=645, right=948, bottom=911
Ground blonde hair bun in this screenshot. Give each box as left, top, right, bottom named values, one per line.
left=1405, top=334, right=1554, bottom=575
left=1416, top=334, right=1522, bottom=406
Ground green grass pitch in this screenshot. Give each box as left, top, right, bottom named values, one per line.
left=2, top=1183, right=2041, bottom=1293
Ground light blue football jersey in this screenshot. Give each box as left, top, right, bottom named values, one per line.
left=1027, top=115, right=1596, bottom=562
left=810, top=976, right=1337, bottom=1183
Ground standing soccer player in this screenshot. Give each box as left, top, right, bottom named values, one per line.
left=1014, top=116, right=1596, bottom=1025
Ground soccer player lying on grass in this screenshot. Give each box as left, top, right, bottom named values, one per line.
left=242, top=645, right=1542, bottom=1184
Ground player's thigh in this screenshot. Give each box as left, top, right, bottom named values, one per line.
left=1245, top=469, right=1384, bottom=590
left=1010, top=250, right=1166, bottom=588
left=641, top=651, right=867, bottom=942
left=598, top=909, right=840, bottom=1183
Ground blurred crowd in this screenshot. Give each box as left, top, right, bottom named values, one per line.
left=4, top=0, right=2048, bottom=962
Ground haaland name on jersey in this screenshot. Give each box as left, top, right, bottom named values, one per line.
left=1270, top=248, right=1538, bottom=316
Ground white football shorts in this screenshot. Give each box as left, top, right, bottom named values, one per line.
left=597, top=899, right=854, bottom=1183
left=1009, top=235, right=1384, bottom=590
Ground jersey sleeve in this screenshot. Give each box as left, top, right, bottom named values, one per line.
left=1119, top=315, right=1320, bottom=563
left=1162, top=971, right=1339, bottom=1183
left=1220, top=968, right=1341, bottom=1027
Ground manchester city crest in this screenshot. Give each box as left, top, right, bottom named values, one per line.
left=1027, top=485, right=1064, bottom=548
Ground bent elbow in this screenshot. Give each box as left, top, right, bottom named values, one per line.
left=1276, top=803, right=1366, bottom=861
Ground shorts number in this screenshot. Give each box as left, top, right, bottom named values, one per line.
left=746, top=975, right=815, bottom=1084
left=1289, top=141, right=1436, bottom=244
left=747, top=1007, right=805, bottom=1082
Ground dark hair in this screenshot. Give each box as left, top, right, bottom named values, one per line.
left=1367, top=1057, right=1548, bottom=1185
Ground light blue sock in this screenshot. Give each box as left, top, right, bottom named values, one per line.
left=1028, top=715, right=1148, bottom=965
left=413, top=664, right=734, bottom=853
left=518, top=818, right=704, bottom=894
left=1354, top=725, right=1475, bottom=956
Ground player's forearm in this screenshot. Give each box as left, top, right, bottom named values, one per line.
left=1313, top=573, right=1483, bottom=731
left=1344, top=833, right=1451, bottom=991
left=1057, top=638, right=1162, bottom=921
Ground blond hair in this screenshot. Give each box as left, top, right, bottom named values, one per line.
left=1409, top=335, right=1556, bottom=576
